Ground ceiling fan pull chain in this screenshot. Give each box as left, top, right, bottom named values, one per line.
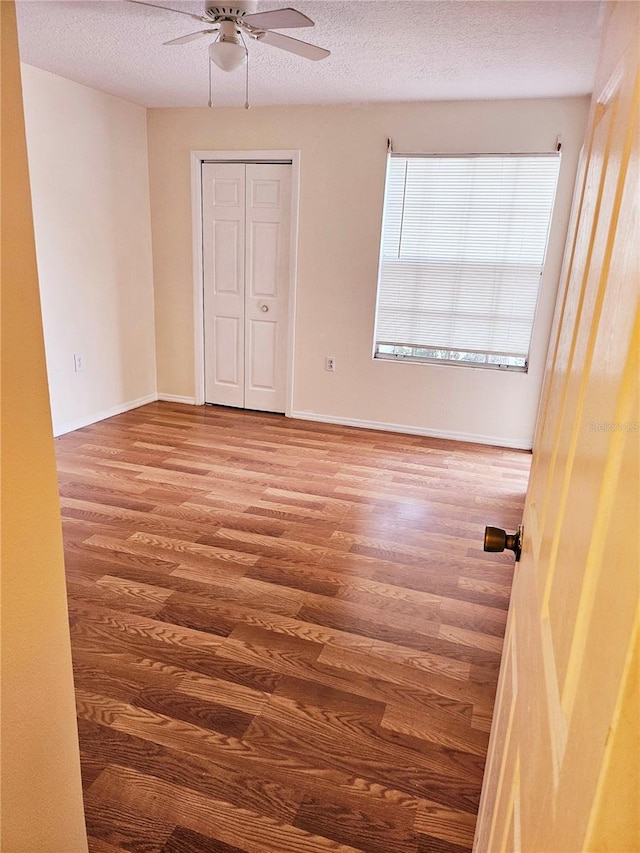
left=208, top=57, right=213, bottom=108
left=242, top=32, right=250, bottom=109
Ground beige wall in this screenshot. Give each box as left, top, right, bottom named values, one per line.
left=0, top=4, right=88, bottom=850
left=21, top=64, right=157, bottom=436
left=148, top=97, right=589, bottom=448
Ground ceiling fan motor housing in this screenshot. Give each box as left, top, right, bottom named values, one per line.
left=217, top=19, right=243, bottom=43
left=205, top=1, right=257, bottom=19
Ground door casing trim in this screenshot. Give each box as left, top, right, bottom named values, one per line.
left=191, top=149, right=300, bottom=413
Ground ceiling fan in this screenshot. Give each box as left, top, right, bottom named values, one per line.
left=129, top=1, right=330, bottom=73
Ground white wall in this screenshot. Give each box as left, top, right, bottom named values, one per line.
left=21, top=64, right=157, bottom=436
left=148, top=97, right=589, bottom=448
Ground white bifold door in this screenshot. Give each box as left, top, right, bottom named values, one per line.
left=203, top=162, right=292, bottom=412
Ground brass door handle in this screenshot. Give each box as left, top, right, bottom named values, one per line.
left=484, top=524, right=523, bottom=562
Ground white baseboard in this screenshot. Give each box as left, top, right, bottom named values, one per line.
left=289, top=410, right=532, bottom=450
left=54, top=398, right=532, bottom=449
left=53, top=393, right=158, bottom=437
left=157, top=394, right=198, bottom=405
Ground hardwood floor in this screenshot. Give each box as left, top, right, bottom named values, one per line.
left=56, top=402, right=531, bottom=853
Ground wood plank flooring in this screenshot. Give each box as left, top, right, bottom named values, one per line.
left=56, top=402, right=531, bottom=853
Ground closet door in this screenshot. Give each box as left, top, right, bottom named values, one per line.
left=203, top=162, right=291, bottom=412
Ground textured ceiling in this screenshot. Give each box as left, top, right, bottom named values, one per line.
left=16, top=0, right=604, bottom=108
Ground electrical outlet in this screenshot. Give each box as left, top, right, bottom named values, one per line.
left=73, top=352, right=84, bottom=373
left=325, top=357, right=335, bottom=372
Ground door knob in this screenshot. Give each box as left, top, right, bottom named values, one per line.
left=484, top=524, right=523, bottom=562
left=259, top=303, right=269, bottom=312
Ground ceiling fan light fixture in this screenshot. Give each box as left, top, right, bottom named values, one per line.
left=208, top=20, right=246, bottom=71
left=209, top=39, right=246, bottom=71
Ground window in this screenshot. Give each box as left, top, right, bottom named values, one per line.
left=373, top=153, right=561, bottom=371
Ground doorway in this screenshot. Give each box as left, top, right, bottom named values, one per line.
left=192, top=151, right=299, bottom=414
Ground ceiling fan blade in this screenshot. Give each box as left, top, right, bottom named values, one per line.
left=126, top=0, right=209, bottom=23
left=257, top=30, right=330, bottom=60
left=164, top=29, right=217, bottom=45
left=242, top=8, right=314, bottom=29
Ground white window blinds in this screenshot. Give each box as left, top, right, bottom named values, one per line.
left=374, top=154, right=560, bottom=369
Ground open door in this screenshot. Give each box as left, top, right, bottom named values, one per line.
left=475, top=3, right=639, bottom=850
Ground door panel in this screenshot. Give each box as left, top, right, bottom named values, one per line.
left=213, top=221, right=242, bottom=294
left=203, top=162, right=291, bottom=413
left=203, top=163, right=245, bottom=408
left=545, top=92, right=622, bottom=693
left=213, top=316, right=241, bottom=387
left=247, top=318, right=278, bottom=391
left=250, top=221, right=280, bottom=296
left=475, top=4, right=639, bottom=851
left=244, top=164, right=291, bottom=412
